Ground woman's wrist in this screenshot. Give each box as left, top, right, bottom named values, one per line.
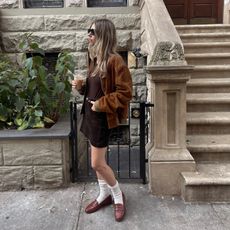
left=94, top=100, right=100, bottom=112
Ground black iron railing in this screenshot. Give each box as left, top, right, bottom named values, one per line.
left=69, top=101, right=153, bottom=184
left=139, top=102, right=154, bottom=184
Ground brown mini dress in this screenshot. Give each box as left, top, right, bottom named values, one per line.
left=80, top=75, right=110, bottom=148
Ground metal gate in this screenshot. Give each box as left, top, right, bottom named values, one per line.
left=69, top=101, right=153, bottom=184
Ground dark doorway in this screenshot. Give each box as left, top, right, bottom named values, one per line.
left=164, top=0, right=224, bottom=24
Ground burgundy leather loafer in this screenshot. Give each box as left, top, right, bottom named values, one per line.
left=85, top=195, right=112, bottom=214
left=114, top=193, right=126, bottom=222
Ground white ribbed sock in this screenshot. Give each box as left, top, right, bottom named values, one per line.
left=96, top=179, right=110, bottom=204
left=108, top=180, right=123, bottom=204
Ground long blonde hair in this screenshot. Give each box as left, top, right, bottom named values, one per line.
left=88, top=19, right=117, bottom=77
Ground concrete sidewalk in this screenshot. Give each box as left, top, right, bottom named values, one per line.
left=0, top=183, right=230, bottom=230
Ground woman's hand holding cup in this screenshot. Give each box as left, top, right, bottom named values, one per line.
left=72, top=71, right=85, bottom=90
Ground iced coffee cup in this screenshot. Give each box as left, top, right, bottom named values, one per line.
left=72, top=71, right=85, bottom=91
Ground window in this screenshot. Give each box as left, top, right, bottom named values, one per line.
left=26, top=53, right=59, bottom=102
left=87, top=0, right=127, bottom=7
left=23, top=0, right=64, bottom=8
left=26, top=53, right=58, bottom=73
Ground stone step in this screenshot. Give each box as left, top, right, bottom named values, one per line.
left=187, top=78, right=230, bottom=93
left=180, top=25, right=230, bottom=203
left=191, top=65, right=230, bottom=78
left=180, top=33, right=230, bottom=43
left=176, top=24, right=230, bottom=34
left=186, top=134, right=230, bottom=162
left=187, top=93, right=230, bottom=112
left=187, top=93, right=230, bottom=104
left=181, top=162, right=230, bottom=202
left=197, top=162, right=230, bottom=173
left=183, top=42, right=230, bottom=54
left=187, top=112, right=230, bottom=135
left=185, top=53, right=230, bottom=65
left=187, top=112, right=230, bottom=124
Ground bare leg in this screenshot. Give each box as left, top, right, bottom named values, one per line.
left=84, top=144, right=114, bottom=213
left=88, top=144, right=125, bottom=220
left=91, top=145, right=116, bottom=186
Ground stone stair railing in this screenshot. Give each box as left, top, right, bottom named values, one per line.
left=224, top=0, right=230, bottom=24
left=139, top=0, right=195, bottom=195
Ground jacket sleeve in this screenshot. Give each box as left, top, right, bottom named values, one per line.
left=94, top=55, right=132, bottom=113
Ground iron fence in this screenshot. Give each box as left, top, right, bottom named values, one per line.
left=69, top=101, right=153, bottom=184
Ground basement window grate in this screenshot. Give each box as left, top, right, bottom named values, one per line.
left=23, top=0, right=64, bottom=8
left=87, top=0, right=127, bottom=7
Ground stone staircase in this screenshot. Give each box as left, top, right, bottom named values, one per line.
left=176, top=24, right=230, bottom=202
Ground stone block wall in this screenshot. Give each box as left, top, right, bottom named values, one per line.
left=0, top=1, right=149, bottom=189
left=0, top=138, right=70, bottom=191
left=0, top=12, right=142, bottom=70
left=1, top=14, right=141, bottom=55
left=0, top=0, right=139, bottom=8
left=0, top=7, right=147, bottom=144
left=0, top=0, right=19, bottom=8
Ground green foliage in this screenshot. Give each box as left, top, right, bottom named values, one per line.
left=0, top=33, right=74, bottom=130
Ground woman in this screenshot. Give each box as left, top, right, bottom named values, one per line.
left=72, top=18, right=132, bottom=222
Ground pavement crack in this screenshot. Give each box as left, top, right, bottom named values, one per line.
left=75, top=183, right=86, bottom=230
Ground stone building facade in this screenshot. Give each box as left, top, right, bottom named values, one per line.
left=0, top=0, right=139, bottom=8
left=0, top=1, right=147, bottom=144
left=2, top=0, right=230, bottom=203
left=0, top=1, right=148, bottom=190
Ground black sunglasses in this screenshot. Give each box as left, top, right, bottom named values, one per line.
left=87, top=28, right=95, bottom=35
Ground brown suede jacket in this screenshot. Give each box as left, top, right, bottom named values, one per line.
left=79, top=54, right=132, bottom=129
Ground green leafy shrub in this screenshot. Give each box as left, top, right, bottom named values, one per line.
left=0, top=34, right=74, bottom=130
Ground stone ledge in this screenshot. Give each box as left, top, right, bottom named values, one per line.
left=182, top=172, right=230, bottom=185
left=0, top=116, right=70, bottom=140
left=0, top=6, right=140, bottom=16
left=181, top=171, right=230, bottom=202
